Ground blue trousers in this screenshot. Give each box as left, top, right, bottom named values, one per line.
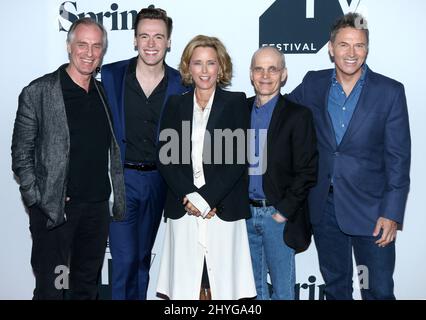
left=109, top=169, right=166, bottom=300
left=246, top=205, right=295, bottom=300
left=313, top=193, right=396, bottom=300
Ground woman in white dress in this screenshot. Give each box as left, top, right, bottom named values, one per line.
left=156, top=35, right=256, bottom=300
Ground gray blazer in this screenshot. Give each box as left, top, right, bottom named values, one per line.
left=11, top=65, right=126, bottom=229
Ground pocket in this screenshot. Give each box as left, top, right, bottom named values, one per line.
left=29, top=205, right=48, bottom=234
left=356, top=173, right=385, bottom=196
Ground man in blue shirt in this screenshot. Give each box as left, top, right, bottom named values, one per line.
left=289, top=13, right=411, bottom=299
left=247, top=46, right=318, bottom=299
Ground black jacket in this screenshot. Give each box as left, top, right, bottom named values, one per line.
left=249, top=94, right=318, bottom=253
left=158, top=88, right=250, bottom=221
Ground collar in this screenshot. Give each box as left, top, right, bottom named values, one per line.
left=253, top=93, right=280, bottom=112
left=193, top=89, right=215, bottom=112
left=332, top=63, right=368, bottom=85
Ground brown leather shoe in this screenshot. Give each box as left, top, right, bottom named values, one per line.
left=199, top=288, right=212, bottom=300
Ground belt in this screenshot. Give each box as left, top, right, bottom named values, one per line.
left=249, top=199, right=272, bottom=207
left=124, top=162, right=157, bottom=171
left=329, top=185, right=334, bottom=193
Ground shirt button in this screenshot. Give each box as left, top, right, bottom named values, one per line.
left=342, top=107, right=346, bottom=111
left=341, top=124, right=345, bottom=128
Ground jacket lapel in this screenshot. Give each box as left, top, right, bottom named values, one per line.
left=205, top=88, right=226, bottom=133
left=319, top=71, right=338, bottom=150
left=179, top=91, right=194, bottom=144
left=116, top=60, right=131, bottom=140
left=52, top=67, right=70, bottom=142
left=266, top=94, right=285, bottom=147
left=338, top=67, right=374, bottom=147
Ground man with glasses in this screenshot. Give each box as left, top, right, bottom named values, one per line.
left=101, top=6, right=187, bottom=300
left=246, top=46, right=318, bottom=299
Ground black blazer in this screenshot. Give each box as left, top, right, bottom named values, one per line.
left=248, top=94, right=318, bottom=253
left=158, top=88, right=250, bottom=222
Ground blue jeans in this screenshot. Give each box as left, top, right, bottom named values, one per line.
left=246, top=205, right=295, bottom=300
left=313, top=193, right=396, bottom=300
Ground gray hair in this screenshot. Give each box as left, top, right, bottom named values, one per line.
left=330, top=12, right=369, bottom=48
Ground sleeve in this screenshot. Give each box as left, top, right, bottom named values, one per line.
left=380, top=83, right=411, bottom=224
left=11, top=86, right=41, bottom=207
left=274, top=109, right=318, bottom=221
left=186, top=192, right=211, bottom=217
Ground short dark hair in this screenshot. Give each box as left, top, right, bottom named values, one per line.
left=133, top=5, right=172, bottom=38
left=330, top=12, right=369, bottom=47
left=67, top=17, right=108, bottom=53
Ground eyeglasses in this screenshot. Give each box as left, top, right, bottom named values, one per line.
left=252, top=66, right=283, bottom=75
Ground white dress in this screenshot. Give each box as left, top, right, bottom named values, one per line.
left=156, top=91, right=256, bottom=300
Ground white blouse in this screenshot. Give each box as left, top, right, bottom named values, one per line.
left=186, top=90, right=215, bottom=217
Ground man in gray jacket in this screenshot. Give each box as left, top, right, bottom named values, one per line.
left=11, top=18, right=125, bottom=300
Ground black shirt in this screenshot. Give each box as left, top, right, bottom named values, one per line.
left=124, top=57, right=168, bottom=163
left=60, top=66, right=111, bottom=203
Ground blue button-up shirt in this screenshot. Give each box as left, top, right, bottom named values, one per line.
left=249, top=94, right=279, bottom=200
left=328, top=64, right=367, bottom=145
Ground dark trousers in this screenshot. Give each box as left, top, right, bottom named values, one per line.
left=29, top=200, right=110, bottom=300
left=313, top=193, right=396, bottom=300
left=109, top=169, right=166, bottom=300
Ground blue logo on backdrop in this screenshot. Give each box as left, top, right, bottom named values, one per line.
left=259, top=0, right=361, bottom=54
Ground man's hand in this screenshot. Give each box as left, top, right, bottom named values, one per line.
left=183, top=196, right=201, bottom=216
left=272, top=212, right=287, bottom=223
left=373, top=217, right=397, bottom=247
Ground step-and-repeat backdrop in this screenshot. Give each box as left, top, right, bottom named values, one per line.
left=1, top=0, right=425, bottom=299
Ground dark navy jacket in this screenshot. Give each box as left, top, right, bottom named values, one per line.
left=101, top=58, right=188, bottom=164
left=289, top=67, right=411, bottom=236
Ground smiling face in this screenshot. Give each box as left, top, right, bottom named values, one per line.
left=250, top=47, right=287, bottom=105
left=134, top=18, right=170, bottom=67
left=189, top=46, right=219, bottom=94
left=67, top=23, right=104, bottom=77
left=329, top=27, right=368, bottom=82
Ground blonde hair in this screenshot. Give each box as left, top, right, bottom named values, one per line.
left=179, top=35, right=232, bottom=87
